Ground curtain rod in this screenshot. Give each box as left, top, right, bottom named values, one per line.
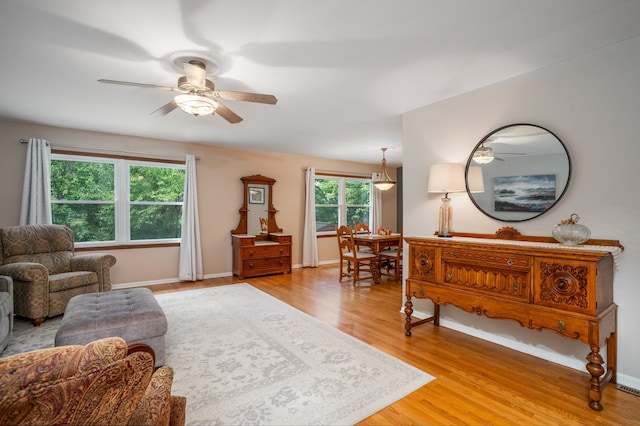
left=20, top=139, right=200, bottom=161
left=309, top=168, right=374, bottom=178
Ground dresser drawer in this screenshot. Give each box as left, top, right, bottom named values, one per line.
left=442, top=263, right=530, bottom=302
left=242, top=244, right=291, bottom=259
left=533, top=258, right=598, bottom=315
left=527, top=309, right=591, bottom=344
left=242, top=256, right=290, bottom=273
left=407, top=246, right=438, bottom=282
left=441, top=247, right=530, bottom=269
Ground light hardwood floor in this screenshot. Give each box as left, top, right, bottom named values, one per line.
left=145, top=265, right=640, bottom=425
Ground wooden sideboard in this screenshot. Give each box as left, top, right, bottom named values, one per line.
left=404, top=228, right=623, bottom=411
left=232, top=233, right=292, bottom=279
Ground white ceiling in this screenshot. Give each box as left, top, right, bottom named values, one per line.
left=1, top=1, right=640, bottom=167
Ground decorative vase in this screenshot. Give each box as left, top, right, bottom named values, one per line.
left=552, top=213, right=591, bottom=245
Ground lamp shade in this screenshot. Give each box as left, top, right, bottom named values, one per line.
left=427, top=163, right=466, bottom=194
left=467, top=166, right=485, bottom=193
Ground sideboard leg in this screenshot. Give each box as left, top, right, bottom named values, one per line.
left=586, top=344, right=605, bottom=411
left=404, top=299, right=414, bottom=336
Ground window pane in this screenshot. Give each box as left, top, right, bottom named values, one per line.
left=314, top=179, right=338, bottom=205
left=51, top=160, right=114, bottom=201
left=345, top=180, right=370, bottom=205
left=315, top=206, right=338, bottom=232
left=130, top=205, right=183, bottom=240
left=130, top=166, right=185, bottom=202
left=52, top=203, right=115, bottom=242
left=347, top=206, right=370, bottom=228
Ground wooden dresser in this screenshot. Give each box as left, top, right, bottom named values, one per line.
left=232, top=233, right=292, bottom=279
left=404, top=228, right=623, bottom=411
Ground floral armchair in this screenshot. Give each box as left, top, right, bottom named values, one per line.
left=0, top=337, right=186, bottom=426
left=0, top=224, right=116, bottom=326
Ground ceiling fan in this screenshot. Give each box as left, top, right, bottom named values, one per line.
left=473, top=144, right=525, bottom=164
left=98, top=59, right=277, bottom=124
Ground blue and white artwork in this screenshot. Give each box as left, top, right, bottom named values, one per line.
left=494, top=174, right=556, bottom=212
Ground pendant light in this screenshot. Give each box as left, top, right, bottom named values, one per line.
left=373, top=148, right=396, bottom=191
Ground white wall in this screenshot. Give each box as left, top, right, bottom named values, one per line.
left=402, top=36, right=640, bottom=388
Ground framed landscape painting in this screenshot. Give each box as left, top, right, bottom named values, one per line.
left=249, top=187, right=265, bottom=204
left=494, top=174, right=556, bottom=212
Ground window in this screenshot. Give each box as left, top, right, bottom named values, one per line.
left=51, top=153, right=185, bottom=246
left=314, top=176, right=371, bottom=234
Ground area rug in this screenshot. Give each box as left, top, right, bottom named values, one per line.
left=2, top=283, right=434, bottom=425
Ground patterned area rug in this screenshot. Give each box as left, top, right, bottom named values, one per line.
left=2, top=284, right=434, bottom=425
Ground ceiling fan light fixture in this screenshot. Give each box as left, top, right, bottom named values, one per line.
left=473, top=146, right=494, bottom=164
left=373, top=147, right=397, bottom=191
left=174, top=94, right=218, bottom=116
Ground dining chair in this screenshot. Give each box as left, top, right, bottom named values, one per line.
left=354, top=223, right=370, bottom=234
left=353, top=222, right=374, bottom=252
left=336, top=226, right=379, bottom=285
left=378, top=234, right=403, bottom=282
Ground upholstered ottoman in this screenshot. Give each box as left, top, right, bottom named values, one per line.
left=55, top=288, right=167, bottom=366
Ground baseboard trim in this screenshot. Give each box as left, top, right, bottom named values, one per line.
left=112, top=264, right=308, bottom=289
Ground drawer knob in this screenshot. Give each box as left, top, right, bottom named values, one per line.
left=513, top=282, right=519, bottom=290
left=420, top=258, right=430, bottom=267
left=507, top=258, right=514, bottom=266
left=447, top=272, right=453, bottom=280
left=280, top=249, right=284, bottom=254
left=452, top=251, right=458, bottom=258
left=249, top=251, right=254, bottom=257
left=557, top=320, right=567, bottom=334
left=419, top=288, right=425, bottom=297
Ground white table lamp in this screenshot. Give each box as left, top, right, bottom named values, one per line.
left=428, top=163, right=466, bottom=237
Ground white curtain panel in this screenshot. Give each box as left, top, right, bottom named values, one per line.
left=371, top=172, right=382, bottom=232
left=302, top=167, right=319, bottom=267
left=178, top=154, right=204, bottom=281
left=20, top=138, right=52, bottom=225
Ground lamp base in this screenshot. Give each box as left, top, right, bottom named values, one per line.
left=437, top=234, right=453, bottom=238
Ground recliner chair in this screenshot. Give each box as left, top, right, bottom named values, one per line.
left=0, top=225, right=116, bottom=326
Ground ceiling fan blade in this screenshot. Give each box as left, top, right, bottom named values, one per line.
left=150, top=101, right=178, bottom=116
left=183, top=61, right=206, bottom=88
left=215, top=103, right=243, bottom=124
left=213, top=90, right=277, bottom=105
left=98, top=79, right=178, bottom=91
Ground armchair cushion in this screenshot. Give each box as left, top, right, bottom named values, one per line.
left=0, top=337, right=185, bottom=426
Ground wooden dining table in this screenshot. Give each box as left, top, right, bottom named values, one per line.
left=352, top=233, right=402, bottom=254
left=352, top=233, right=402, bottom=283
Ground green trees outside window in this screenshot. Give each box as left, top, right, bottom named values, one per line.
left=314, top=177, right=371, bottom=233
left=51, top=154, right=185, bottom=244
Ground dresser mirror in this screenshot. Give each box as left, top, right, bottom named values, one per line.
left=465, top=124, right=571, bottom=222
left=232, top=174, right=282, bottom=239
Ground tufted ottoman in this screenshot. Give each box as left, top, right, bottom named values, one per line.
left=55, top=288, right=167, bottom=366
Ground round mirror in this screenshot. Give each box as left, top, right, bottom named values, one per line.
left=465, top=124, right=571, bottom=222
